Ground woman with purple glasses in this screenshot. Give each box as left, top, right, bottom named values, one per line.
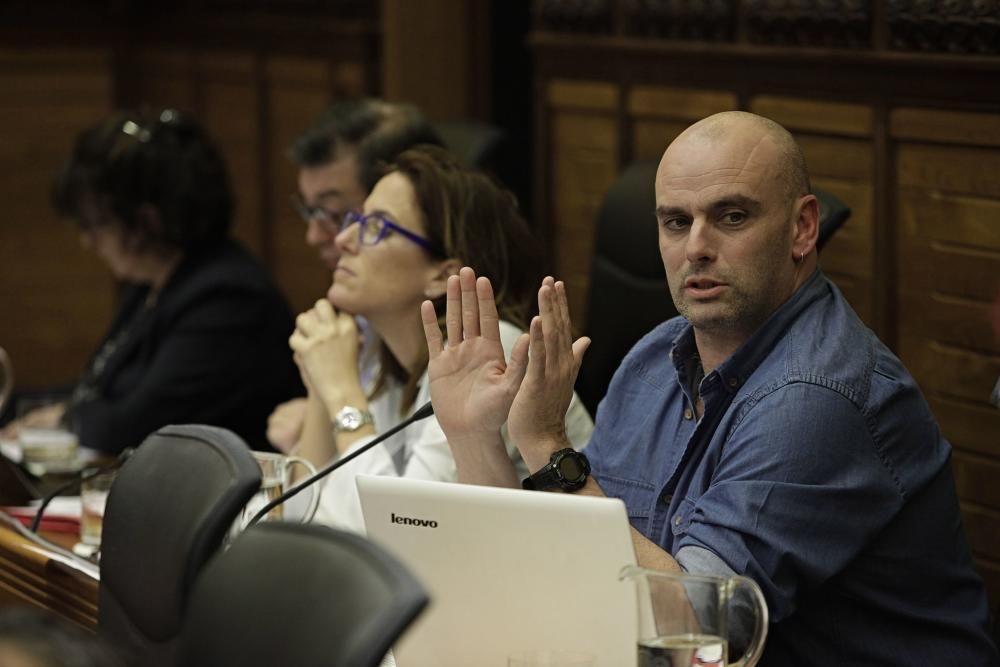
left=285, top=145, right=593, bottom=530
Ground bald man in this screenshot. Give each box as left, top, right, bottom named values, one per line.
left=422, top=112, right=999, bottom=665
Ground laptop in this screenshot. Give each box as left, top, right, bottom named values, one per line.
left=357, top=475, right=637, bottom=667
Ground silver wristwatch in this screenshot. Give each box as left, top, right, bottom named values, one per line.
left=331, top=406, right=374, bottom=434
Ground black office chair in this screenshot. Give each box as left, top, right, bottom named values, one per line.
left=575, top=161, right=673, bottom=417
left=176, top=522, right=429, bottom=667
left=98, top=424, right=261, bottom=667
left=574, top=160, right=852, bottom=417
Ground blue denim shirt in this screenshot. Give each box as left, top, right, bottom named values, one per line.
left=587, top=271, right=998, bottom=666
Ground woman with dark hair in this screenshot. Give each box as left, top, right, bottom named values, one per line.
left=2, top=109, right=302, bottom=453
left=288, top=145, right=593, bottom=529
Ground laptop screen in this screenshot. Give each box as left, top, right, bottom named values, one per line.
left=357, top=475, right=637, bottom=667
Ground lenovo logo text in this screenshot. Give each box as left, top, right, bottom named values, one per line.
left=391, top=512, right=438, bottom=528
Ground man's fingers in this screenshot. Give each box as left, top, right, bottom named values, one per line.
left=477, top=276, right=503, bottom=342
left=421, top=300, right=444, bottom=359
left=554, top=281, right=573, bottom=345
left=445, top=274, right=462, bottom=347
left=460, top=267, right=480, bottom=339
left=537, top=284, right=560, bottom=374
left=571, top=336, right=591, bottom=370
left=525, top=315, right=546, bottom=383
left=505, top=332, right=531, bottom=390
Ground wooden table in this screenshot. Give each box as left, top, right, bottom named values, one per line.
left=0, top=511, right=99, bottom=629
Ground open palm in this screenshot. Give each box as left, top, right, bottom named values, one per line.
left=421, top=269, right=528, bottom=440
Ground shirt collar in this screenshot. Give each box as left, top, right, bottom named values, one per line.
left=670, top=270, right=828, bottom=393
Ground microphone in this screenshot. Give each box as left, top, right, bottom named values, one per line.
left=29, top=447, right=136, bottom=533
left=246, top=400, right=435, bottom=527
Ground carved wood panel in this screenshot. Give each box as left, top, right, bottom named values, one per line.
left=547, top=80, right=620, bottom=326
left=0, top=49, right=116, bottom=388
left=629, top=85, right=737, bottom=161
left=265, top=57, right=340, bottom=315
left=751, top=96, right=877, bottom=328
left=892, top=107, right=1000, bottom=603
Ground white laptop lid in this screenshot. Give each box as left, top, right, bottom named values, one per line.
left=357, top=475, right=637, bottom=667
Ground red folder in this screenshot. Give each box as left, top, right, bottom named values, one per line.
left=1, top=507, right=81, bottom=534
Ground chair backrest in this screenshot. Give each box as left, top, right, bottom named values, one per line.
left=575, top=161, right=673, bottom=417
left=574, top=160, right=852, bottom=416
left=98, top=424, right=261, bottom=667
left=176, top=522, right=429, bottom=667
left=814, top=187, right=852, bottom=249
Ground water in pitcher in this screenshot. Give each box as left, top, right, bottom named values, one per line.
left=637, top=634, right=726, bottom=667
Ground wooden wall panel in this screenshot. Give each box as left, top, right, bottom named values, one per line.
left=750, top=97, right=877, bottom=328
left=893, top=107, right=1000, bottom=602
left=265, top=56, right=336, bottom=316
left=200, top=53, right=262, bottom=256
left=628, top=85, right=736, bottom=161
left=963, top=504, right=1000, bottom=563
left=116, top=50, right=370, bottom=317
left=381, top=0, right=491, bottom=120
left=122, top=49, right=263, bottom=255
left=954, top=452, right=1000, bottom=508
left=547, top=80, right=619, bottom=326
left=927, top=397, right=1000, bottom=458
left=0, top=49, right=115, bottom=388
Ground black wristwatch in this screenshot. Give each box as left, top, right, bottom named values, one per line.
left=522, top=448, right=591, bottom=492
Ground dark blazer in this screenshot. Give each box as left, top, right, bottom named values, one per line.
left=66, top=240, right=303, bottom=454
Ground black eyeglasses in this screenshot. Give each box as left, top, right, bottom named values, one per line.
left=290, top=194, right=344, bottom=235
left=342, top=210, right=443, bottom=255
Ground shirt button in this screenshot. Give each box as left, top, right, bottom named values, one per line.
left=674, top=515, right=682, bottom=526
left=661, top=493, right=673, bottom=504
left=728, top=377, right=739, bottom=388
left=684, top=408, right=693, bottom=420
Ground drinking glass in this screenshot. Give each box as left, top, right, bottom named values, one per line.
left=239, top=452, right=320, bottom=527
left=621, top=566, right=768, bottom=667
left=80, top=468, right=117, bottom=547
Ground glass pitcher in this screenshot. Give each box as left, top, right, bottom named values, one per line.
left=620, top=566, right=768, bottom=667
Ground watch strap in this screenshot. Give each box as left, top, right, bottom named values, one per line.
left=521, top=448, right=590, bottom=492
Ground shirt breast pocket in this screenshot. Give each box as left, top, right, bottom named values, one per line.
left=595, top=474, right=656, bottom=531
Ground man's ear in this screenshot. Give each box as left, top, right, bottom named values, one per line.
left=792, top=194, right=819, bottom=260
left=424, top=258, right=462, bottom=299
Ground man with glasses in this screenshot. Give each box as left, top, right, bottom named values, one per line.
left=267, top=99, right=443, bottom=451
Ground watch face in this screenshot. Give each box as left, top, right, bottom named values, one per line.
left=557, top=455, right=584, bottom=482
left=341, top=411, right=362, bottom=430
left=335, top=406, right=370, bottom=432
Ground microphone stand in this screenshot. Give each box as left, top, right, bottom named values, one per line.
left=246, top=401, right=435, bottom=528
left=29, top=447, right=136, bottom=533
